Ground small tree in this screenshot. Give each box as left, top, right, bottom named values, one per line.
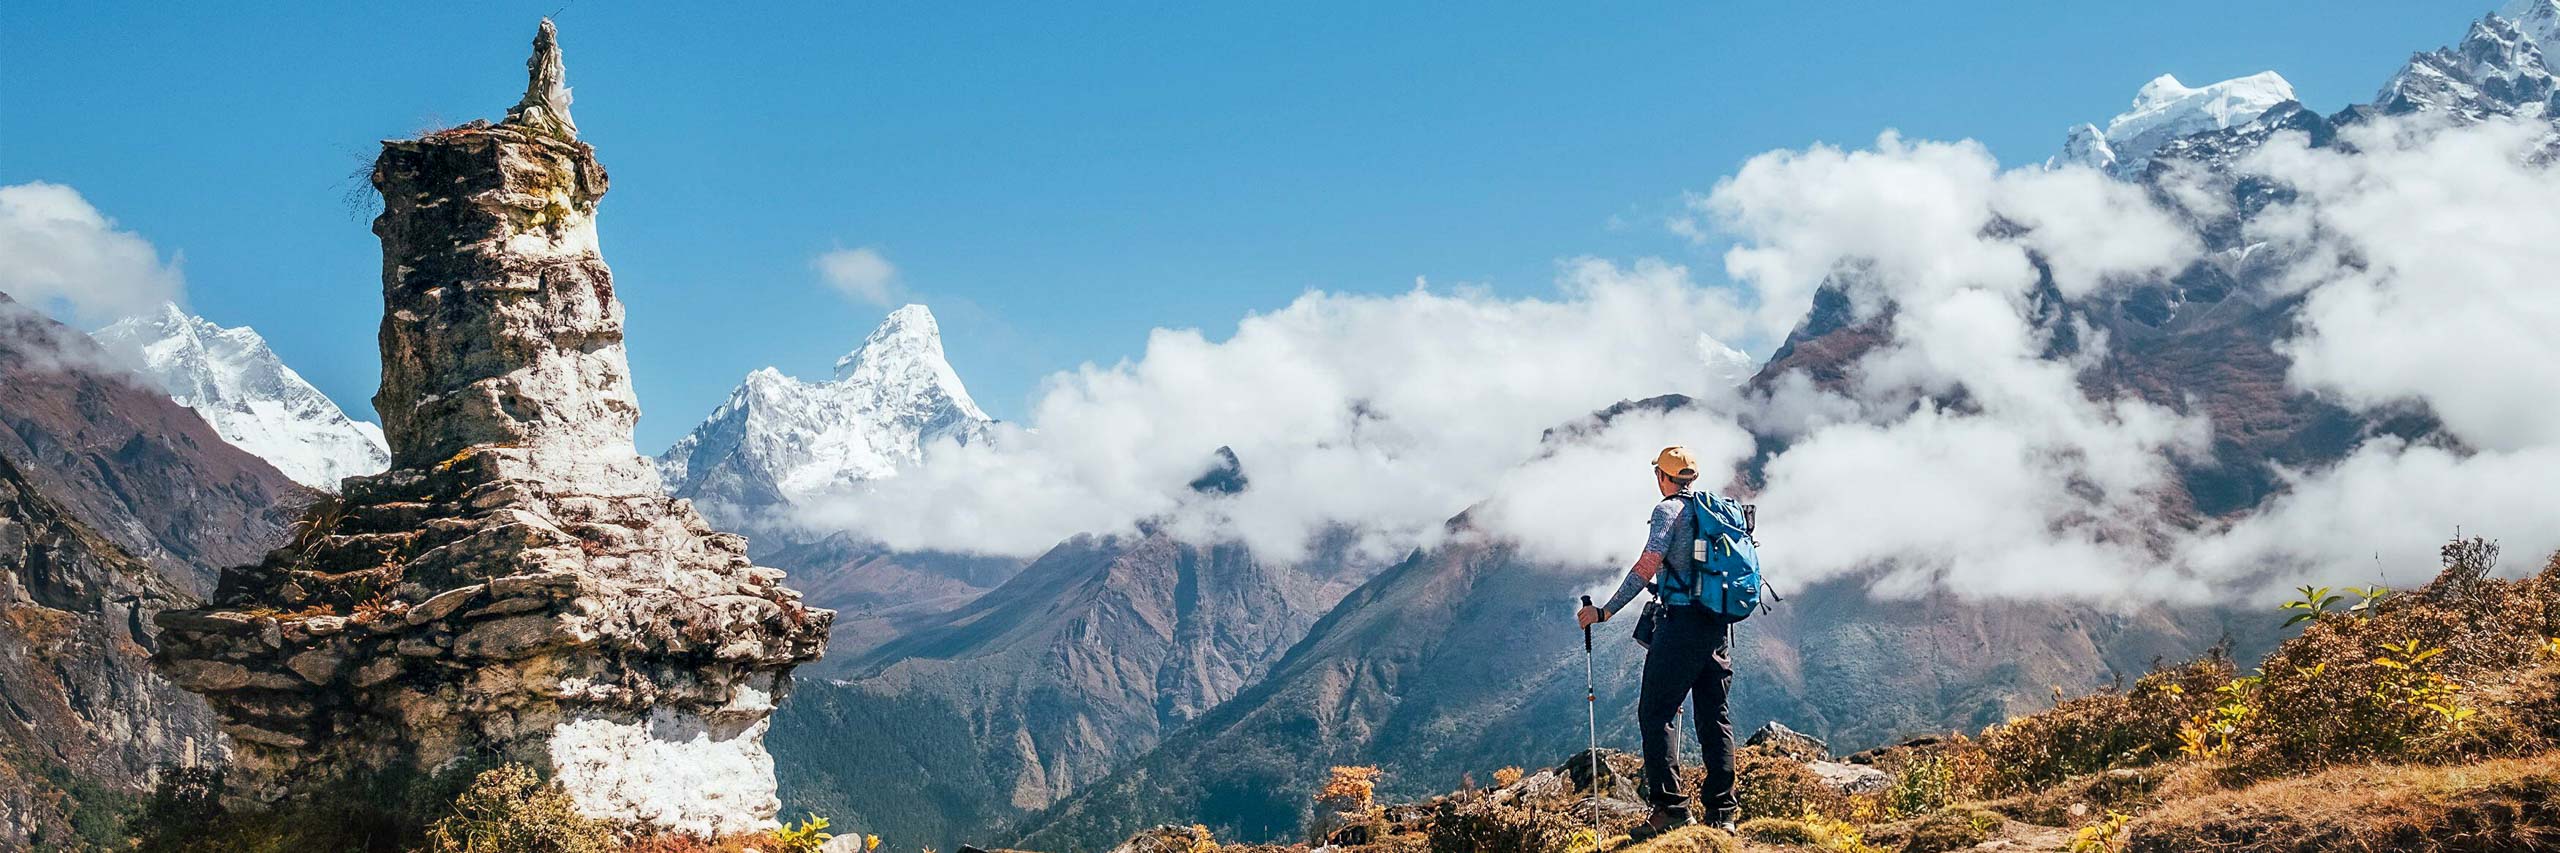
left=1308, top=765, right=1383, bottom=844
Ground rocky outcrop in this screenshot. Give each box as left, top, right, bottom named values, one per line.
left=151, top=19, right=830, bottom=838
left=0, top=451, right=218, bottom=849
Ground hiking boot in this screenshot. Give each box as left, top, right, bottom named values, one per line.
left=1628, top=805, right=1693, bottom=841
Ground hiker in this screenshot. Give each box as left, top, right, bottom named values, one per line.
left=1576, top=446, right=1747, bottom=837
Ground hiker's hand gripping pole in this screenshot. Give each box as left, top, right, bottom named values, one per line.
left=1581, top=595, right=1595, bottom=653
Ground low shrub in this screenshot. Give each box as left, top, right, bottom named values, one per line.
left=2229, top=540, right=2560, bottom=777
left=1312, top=765, right=1386, bottom=844
left=1739, top=816, right=1819, bottom=845
left=1976, top=655, right=2231, bottom=793
left=420, top=764, right=614, bottom=853
left=1889, top=808, right=2004, bottom=853
left=1880, top=753, right=1958, bottom=819
left=1616, top=824, right=1737, bottom=853
left=1424, top=797, right=1587, bottom=853
left=1734, top=749, right=1850, bottom=823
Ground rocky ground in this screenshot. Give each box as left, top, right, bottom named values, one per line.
left=1098, top=730, right=2086, bottom=853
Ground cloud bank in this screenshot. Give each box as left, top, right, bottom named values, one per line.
left=2173, top=116, right=2560, bottom=587
left=0, top=182, right=185, bottom=327
left=797, top=261, right=1755, bottom=563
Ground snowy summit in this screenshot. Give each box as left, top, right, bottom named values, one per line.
left=657, top=304, right=992, bottom=527
left=2057, top=71, right=2296, bottom=177
left=92, top=303, right=391, bottom=489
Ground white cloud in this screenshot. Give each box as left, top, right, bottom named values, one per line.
left=2247, top=116, right=2560, bottom=453
left=814, top=246, right=900, bottom=305
left=0, top=182, right=185, bottom=327
left=797, top=260, right=1756, bottom=561
left=1473, top=403, right=1756, bottom=570
left=2177, top=440, right=2560, bottom=591
left=1693, top=133, right=2198, bottom=343
left=1686, top=133, right=2212, bottom=600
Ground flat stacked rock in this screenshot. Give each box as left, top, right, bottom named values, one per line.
left=153, top=19, right=831, bottom=837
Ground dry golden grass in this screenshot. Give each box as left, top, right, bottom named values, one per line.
left=1615, top=824, right=1739, bottom=853
left=2123, top=751, right=2560, bottom=853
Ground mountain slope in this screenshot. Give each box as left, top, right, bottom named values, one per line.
left=92, top=303, right=390, bottom=490
left=763, top=532, right=1030, bottom=660
left=0, top=297, right=288, bottom=847
left=774, top=527, right=1378, bottom=851
left=0, top=294, right=308, bottom=594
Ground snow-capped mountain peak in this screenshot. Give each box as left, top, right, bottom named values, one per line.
left=2378, top=10, right=2558, bottom=121
left=91, top=303, right=390, bottom=489
left=2057, top=71, right=2295, bottom=176
left=657, top=304, right=993, bottom=533
left=831, top=304, right=988, bottom=421
left=2503, top=0, right=2560, bottom=57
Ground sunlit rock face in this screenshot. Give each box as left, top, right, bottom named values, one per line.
left=152, top=19, right=831, bottom=838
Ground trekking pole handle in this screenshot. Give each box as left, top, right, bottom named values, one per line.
left=1580, top=595, right=1594, bottom=653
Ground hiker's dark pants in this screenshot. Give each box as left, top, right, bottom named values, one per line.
left=1638, top=607, right=1736, bottom=817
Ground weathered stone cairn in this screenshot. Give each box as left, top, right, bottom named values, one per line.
left=153, top=20, right=831, bottom=837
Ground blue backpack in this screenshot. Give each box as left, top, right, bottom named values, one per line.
left=1659, top=492, right=1763, bottom=622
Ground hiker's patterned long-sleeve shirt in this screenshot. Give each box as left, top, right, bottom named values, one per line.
left=1599, top=494, right=1689, bottom=618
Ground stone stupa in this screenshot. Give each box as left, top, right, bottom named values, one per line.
left=154, top=19, right=832, bottom=837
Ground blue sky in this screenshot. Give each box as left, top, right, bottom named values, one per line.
left=4, top=1, right=2498, bottom=450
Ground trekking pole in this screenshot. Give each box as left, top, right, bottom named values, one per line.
left=1581, top=595, right=1601, bottom=839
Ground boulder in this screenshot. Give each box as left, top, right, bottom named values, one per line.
left=1807, top=760, right=1893, bottom=795
left=1746, top=721, right=1830, bottom=761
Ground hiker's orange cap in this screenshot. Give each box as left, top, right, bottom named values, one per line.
left=1652, top=446, right=1700, bottom=481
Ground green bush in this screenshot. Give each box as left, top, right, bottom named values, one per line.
left=1738, top=816, right=1820, bottom=845
left=421, top=764, right=614, bottom=853
left=1893, top=808, right=2003, bottom=853
left=2231, top=540, right=2560, bottom=777
left=1881, top=754, right=1957, bottom=819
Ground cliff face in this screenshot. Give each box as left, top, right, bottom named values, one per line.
left=0, top=451, right=219, bottom=849
left=151, top=20, right=832, bottom=838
